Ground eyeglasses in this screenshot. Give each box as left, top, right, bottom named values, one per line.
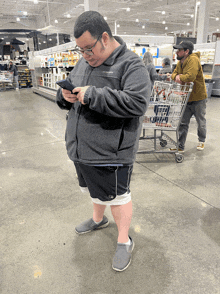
left=74, top=35, right=101, bottom=56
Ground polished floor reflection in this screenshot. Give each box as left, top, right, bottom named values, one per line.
left=1, top=89, right=220, bottom=294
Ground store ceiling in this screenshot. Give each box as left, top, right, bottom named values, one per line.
left=0, top=0, right=220, bottom=39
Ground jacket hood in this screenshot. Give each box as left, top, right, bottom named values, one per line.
left=191, top=51, right=201, bottom=59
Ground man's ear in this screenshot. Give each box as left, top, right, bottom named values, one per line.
left=101, top=32, right=109, bottom=46
left=185, top=49, right=190, bottom=56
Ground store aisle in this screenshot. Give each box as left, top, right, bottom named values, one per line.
left=1, top=89, right=220, bottom=294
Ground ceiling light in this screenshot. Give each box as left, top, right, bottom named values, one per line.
left=136, top=19, right=139, bottom=22
left=104, top=16, right=107, bottom=20
left=37, top=25, right=53, bottom=31
left=191, top=14, right=194, bottom=18
left=197, top=1, right=201, bottom=5
left=162, top=21, right=166, bottom=24
left=39, top=42, right=41, bottom=45
left=126, top=7, right=130, bottom=12
left=217, top=29, right=220, bottom=32
left=55, top=19, right=58, bottom=23
left=66, top=14, right=71, bottom=18
left=43, top=41, right=46, bottom=43
left=16, top=17, right=20, bottom=21
left=49, top=38, right=52, bottom=41
left=33, top=0, right=38, bottom=3
left=117, top=24, right=120, bottom=28
left=142, top=25, right=145, bottom=29
left=165, top=27, right=168, bottom=30
left=162, top=11, right=166, bottom=15
left=187, top=23, right=190, bottom=26
left=23, top=11, right=27, bottom=16
left=216, top=17, right=219, bottom=21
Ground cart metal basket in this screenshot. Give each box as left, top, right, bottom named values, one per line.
left=138, top=80, right=194, bottom=163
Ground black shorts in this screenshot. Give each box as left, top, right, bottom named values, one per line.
left=74, top=162, right=133, bottom=202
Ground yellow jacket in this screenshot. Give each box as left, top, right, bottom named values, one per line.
left=172, top=52, right=207, bottom=102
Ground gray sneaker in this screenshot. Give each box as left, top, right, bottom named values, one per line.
left=75, top=215, right=109, bottom=234
left=112, top=236, right=134, bottom=272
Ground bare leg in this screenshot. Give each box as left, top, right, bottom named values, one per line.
left=111, top=200, right=132, bottom=243
left=93, top=203, right=106, bottom=222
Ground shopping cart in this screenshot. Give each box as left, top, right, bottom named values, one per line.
left=138, top=80, right=194, bottom=163
left=0, top=71, right=14, bottom=91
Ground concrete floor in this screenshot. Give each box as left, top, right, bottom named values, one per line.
left=1, top=88, right=220, bottom=294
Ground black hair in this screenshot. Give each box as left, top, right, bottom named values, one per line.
left=74, top=11, right=113, bottom=39
left=184, top=48, right=192, bottom=55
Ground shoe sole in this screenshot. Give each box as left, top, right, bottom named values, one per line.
left=112, top=241, right=135, bottom=272
left=169, top=149, right=184, bottom=153
left=75, top=221, right=109, bottom=235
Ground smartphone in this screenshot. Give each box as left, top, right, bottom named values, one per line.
left=56, top=79, right=76, bottom=91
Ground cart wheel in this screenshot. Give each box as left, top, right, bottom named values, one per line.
left=175, top=154, right=184, bottom=163
left=160, top=140, right=167, bottom=147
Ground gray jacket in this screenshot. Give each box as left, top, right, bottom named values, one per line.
left=56, top=40, right=151, bottom=165
left=146, top=63, right=167, bottom=90
left=159, top=65, right=172, bottom=74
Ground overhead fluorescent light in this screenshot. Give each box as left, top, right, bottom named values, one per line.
left=37, top=25, right=53, bottom=31
left=33, top=0, right=38, bottom=3
left=16, top=17, right=20, bottom=21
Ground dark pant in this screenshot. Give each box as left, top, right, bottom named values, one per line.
left=178, top=99, right=207, bottom=150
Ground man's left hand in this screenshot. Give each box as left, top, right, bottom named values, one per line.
left=73, top=86, right=91, bottom=105
left=175, top=74, right=183, bottom=84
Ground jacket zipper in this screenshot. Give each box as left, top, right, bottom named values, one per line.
left=75, top=66, right=94, bottom=159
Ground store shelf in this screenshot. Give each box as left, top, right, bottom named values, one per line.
left=18, top=65, right=32, bottom=88
left=194, top=41, right=220, bottom=97
left=29, top=42, right=80, bottom=99
left=33, top=86, right=57, bottom=102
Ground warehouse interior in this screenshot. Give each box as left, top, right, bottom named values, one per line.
left=1, top=0, right=220, bottom=293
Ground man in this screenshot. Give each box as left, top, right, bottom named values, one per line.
left=8, top=60, right=19, bottom=91
left=56, top=11, right=150, bottom=272
left=171, top=41, right=207, bottom=151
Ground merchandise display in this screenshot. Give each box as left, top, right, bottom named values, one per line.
left=30, top=37, right=174, bottom=101
left=29, top=41, right=80, bottom=100
left=28, top=37, right=220, bottom=99
left=194, top=40, right=220, bottom=97
left=17, top=65, right=32, bottom=88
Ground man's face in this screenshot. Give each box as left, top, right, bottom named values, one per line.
left=176, top=48, right=187, bottom=60
left=75, top=31, right=106, bottom=67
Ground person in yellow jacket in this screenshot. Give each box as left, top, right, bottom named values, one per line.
left=171, top=41, right=207, bottom=151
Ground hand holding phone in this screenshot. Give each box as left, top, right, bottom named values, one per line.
left=56, top=79, right=76, bottom=92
